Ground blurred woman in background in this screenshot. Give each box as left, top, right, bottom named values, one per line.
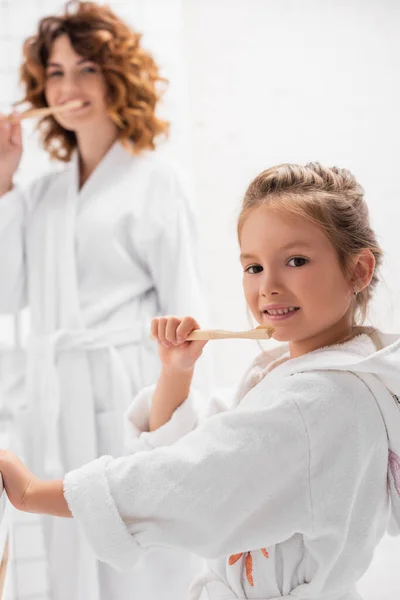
left=0, top=1, right=210, bottom=599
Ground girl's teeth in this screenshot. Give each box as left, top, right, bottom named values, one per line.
left=267, top=307, right=297, bottom=315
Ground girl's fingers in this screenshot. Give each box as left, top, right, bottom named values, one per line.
left=157, top=317, right=170, bottom=347
left=176, top=316, right=200, bottom=343
left=150, top=317, right=160, bottom=341
left=152, top=315, right=201, bottom=348
left=165, top=316, right=181, bottom=345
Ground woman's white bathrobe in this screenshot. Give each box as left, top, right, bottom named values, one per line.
left=64, top=327, right=400, bottom=600
left=0, top=142, right=211, bottom=600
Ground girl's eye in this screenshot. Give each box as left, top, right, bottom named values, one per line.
left=287, top=256, right=309, bottom=267
left=47, top=71, right=63, bottom=78
left=245, top=264, right=263, bottom=274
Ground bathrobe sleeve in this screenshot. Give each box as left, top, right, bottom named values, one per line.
left=123, top=334, right=258, bottom=453
left=0, top=175, right=49, bottom=312
left=124, top=384, right=236, bottom=453
left=123, top=310, right=266, bottom=456
left=64, top=375, right=314, bottom=571
left=0, top=188, right=27, bottom=312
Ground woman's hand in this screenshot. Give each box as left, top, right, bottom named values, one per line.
left=0, top=450, right=39, bottom=512
left=0, top=113, right=23, bottom=194
left=151, top=316, right=208, bottom=373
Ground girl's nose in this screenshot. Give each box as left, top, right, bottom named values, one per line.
left=259, top=271, right=281, bottom=297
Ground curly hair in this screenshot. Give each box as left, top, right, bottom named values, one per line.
left=18, top=1, right=169, bottom=161
left=238, top=162, right=383, bottom=325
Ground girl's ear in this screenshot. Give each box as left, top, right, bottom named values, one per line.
left=351, top=249, right=375, bottom=292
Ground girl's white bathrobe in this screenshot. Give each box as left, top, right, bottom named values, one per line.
left=0, top=142, right=211, bottom=600
left=64, top=327, right=400, bottom=600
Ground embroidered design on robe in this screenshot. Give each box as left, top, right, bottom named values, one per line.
left=229, top=548, right=269, bottom=586
left=389, top=450, right=400, bottom=497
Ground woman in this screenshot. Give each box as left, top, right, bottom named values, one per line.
left=0, top=2, right=210, bottom=599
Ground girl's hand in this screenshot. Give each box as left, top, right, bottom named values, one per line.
left=0, top=113, right=23, bottom=193
left=0, top=450, right=39, bottom=512
left=151, top=316, right=207, bottom=372
left=0, top=450, right=71, bottom=517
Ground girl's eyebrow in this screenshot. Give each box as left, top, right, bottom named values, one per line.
left=240, top=253, right=258, bottom=261
left=282, top=240, right=313, bottom=250
left=241, top=241, right=313, bottom=260
left=240, top=254, right=259, bottom=261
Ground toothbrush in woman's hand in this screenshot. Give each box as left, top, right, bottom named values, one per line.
left=8, top=99, right=84, bottom=122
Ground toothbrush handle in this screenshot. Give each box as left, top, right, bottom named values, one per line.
left=187, top=328, right=273, bottom=341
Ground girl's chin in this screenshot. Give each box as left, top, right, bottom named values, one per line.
left=259, top=321, right=298, bottom=343
left=269, top=331, right=291, bottom=342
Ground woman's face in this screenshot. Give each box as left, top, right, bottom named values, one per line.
left=44, top=34, right=113, bottom=132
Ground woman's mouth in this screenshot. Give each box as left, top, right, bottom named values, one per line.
left=262, top=307, right=300, bottom=321
left=63, top=100, right=91, bottom=114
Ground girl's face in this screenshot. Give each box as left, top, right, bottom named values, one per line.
left=240, top=205, right=365, bottom=358
left=44, top=34, right=113, bottom=132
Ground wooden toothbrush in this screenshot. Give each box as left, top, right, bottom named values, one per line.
left=9, top=99, right=84, bottom=122
left=186, top=325, right=274, bottom=341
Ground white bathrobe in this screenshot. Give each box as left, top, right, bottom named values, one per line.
left=64, top=327, right=400, bottom=600
left=0, top=142, right=211, bottom=600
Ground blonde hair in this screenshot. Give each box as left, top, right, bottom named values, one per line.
left=18, top=1, right=168, bottom=161
left=238, top=162, right=383, bottom=324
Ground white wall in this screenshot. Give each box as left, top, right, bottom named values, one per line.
left=182, top=0, right=400, bottom=597
left=183, top=0, right=400, bottom=387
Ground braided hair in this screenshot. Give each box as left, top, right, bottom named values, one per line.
left=238, top=163, right=383, bottom=324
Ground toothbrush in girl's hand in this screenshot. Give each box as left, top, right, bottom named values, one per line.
left=185, top=325, right=274, bottom=341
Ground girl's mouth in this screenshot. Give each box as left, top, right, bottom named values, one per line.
left=262, top=307, right=300, bottom=321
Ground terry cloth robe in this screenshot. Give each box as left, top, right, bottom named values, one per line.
left=64, top=326, right=400, bottom=600
left=0, top=142, right=212, bottom=600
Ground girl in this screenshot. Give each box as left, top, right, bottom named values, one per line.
left=1, top=162, right=400, bottom=600
left=0, top=1, right=210, bottom=599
